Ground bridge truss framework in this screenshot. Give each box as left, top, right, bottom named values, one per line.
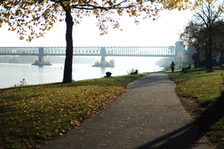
left=0, top=46, right=176, bottom=64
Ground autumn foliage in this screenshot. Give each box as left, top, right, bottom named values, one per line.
left=0, top=0, right=159, bottom=40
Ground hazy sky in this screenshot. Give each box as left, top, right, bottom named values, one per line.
left=0, top=9, right=193, bottom=47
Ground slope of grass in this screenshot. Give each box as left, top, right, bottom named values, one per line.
left=170, top=69, right=224, bottom=149
left=170, top=70, right=223, bottom=104
left=0, top=73, right=148, bottom=149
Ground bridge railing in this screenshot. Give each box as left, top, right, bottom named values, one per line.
left=0, top=47, right=38, bottom=55
left=105, top=46, right=175, bottom=56
left=0, top=46, right=175, bottom=57
left=42, top=47, right=102, bottom=56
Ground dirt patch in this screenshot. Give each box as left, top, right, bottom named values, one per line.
left=179, top=97, right=214, bottom=146
left=179, top=97, right=204, bottom=119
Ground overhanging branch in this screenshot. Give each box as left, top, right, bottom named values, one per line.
left=72, top=0, right=133, bottom=11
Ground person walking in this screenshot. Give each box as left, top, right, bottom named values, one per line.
left=170, top=61, right=175, bottom=72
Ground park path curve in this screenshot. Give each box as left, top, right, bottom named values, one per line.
left=42, top=72, right=214, bottom=149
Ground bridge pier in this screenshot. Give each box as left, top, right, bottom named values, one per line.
left=32, top=47, right=46, bottom=66
left=100, top=47, right=106, bottom=64
left=38, top=47, right=44, bottom=64
left=93, top=47, right=112, bottom=67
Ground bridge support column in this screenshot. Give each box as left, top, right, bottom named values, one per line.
left=38, top=47, right=44, bottom=64
left=100, top=47, right=106, bottom=64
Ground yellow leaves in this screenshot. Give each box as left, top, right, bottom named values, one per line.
left=8, top=27, right=16, bottom=31
left=100, top=31, right=108, bottom=35
left=192, top=1, right=202, bottom=10
left=24, top=8, right=31, bottom=14
left=19, top=36, right=24, bottom=40
left=70, top=119, right=79, bottom=125
left=62, top=1, right=71, bottom=9
left=218, top=5, right=224, bottom=13
left=38, top=7, right=43, bottom=11
left=142, top=7, right=147, bottom=12
left=0, top=0, right=187, bottom=40
left=131, top=9, right=138, bottom=16
left=117, top=8, right=123, bottom=16
left=205, top=0, right=214, bottom=4
left=15, top=10, right=22, bottom=16
left=26, top=36, right=32, bottom=42
left=0, top=0, right=64, bottom=41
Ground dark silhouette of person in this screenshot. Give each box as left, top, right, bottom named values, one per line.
left=181, top=64, right=191, bottom=73
left=188, top=64, right=191, bottom=70
left=170, top=61, right=175, bottom=72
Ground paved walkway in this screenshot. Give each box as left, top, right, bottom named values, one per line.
left=42, top=72, right=214, bottom=149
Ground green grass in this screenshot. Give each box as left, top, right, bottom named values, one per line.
left=170, top=69, right=224, bottom=149
left=0, top=73, right=148, bottom=149
left=170, top=69, right=223, bottom=104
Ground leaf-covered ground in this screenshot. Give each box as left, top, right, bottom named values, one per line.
left=170, top=69, right=224, bottom=149
left=0, top=73, right=148, bottom=149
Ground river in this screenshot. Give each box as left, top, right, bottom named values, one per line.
left=0, top=56, right=163, bottom=89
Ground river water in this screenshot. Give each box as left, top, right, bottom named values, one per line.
left=0, top=56, right=163, bottom=89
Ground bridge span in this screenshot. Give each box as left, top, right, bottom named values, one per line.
left=0, top=46, right=176, bottom=64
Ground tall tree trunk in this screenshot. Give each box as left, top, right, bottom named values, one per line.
left=196, top=53, right=200, bottom=68
left=205, top=47, right=209, bottom=69
left=63, top=10, right=74, bottom=83
left=221, top=51, right=224, bottom=65
left=207, top=49, right=213, bottom=71
left=207, top=28, right=213, bottom=72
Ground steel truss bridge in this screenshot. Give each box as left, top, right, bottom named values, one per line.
left=0, top=46, right=176, bottom=64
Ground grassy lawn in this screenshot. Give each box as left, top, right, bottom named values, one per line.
left=0, top=73, right=148, bottom=149
left=170, top=69, right=224, bottom=149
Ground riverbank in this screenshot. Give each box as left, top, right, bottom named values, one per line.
left=0, top=73, right=148, bottom=149
left=170, top=68, right=224, bottom=149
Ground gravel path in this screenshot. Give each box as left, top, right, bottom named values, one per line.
left=42, top=72, right=214, bottom=149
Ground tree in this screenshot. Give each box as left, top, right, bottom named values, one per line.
left=180, top=22, right=206, bottom=67
left=180, top=0, right=224, bottom=70
left=0, top=0, right=194, bottom=83
left=193, top=0, right=223, bottom=71
left=181, top=20, right=224, bottom=68
left=212, top=21, right=224, bottom=64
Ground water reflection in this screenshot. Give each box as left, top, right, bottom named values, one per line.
left=38, top=67, right=44, bottom=84
left=100, top=67, right=106, bottom=76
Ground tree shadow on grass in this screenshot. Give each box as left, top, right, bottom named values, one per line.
left=137, top=92, right=224, bottom=149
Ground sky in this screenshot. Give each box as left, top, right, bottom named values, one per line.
left=0, top=9, right=194, bottom=47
